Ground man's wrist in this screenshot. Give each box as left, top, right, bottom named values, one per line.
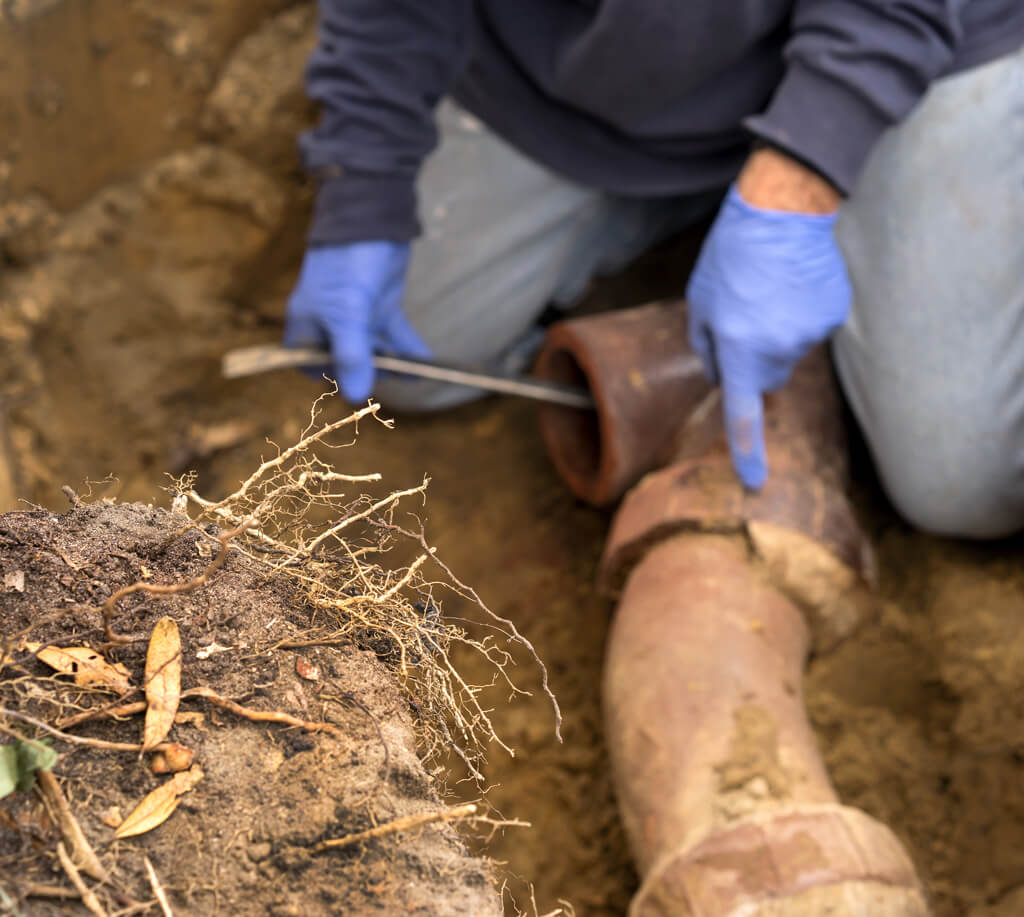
left=736, top=147, right=841, bottom=215
left=308, top=171, right=420, bottom=247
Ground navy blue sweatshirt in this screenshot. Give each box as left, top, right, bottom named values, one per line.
left=300, top=1, right=1024, bottom=246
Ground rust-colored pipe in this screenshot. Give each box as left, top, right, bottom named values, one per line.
left=605, top=533, right=928, bottom=915
left=533, top=301, right=710, bottom=506
left=535, top=302, right=929, bottom=914
left=537, top=302, right=877, bottom=648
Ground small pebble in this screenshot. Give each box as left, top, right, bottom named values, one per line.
left=248, top=841, right=272, bottom=863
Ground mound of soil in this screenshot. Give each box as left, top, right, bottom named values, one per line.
left=0, top=500, right=501, bottom=915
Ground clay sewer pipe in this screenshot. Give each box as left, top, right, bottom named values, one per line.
left=533, top=301, right=709, bottom=508
left=534, top=302, right=930, bottom=916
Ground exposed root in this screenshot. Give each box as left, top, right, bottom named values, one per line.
left=380, top=519, right=563, bottom=743
left=182, top=686, right=344, bottom=736
left=98, top=519, right=253, bottom=645
left=56, top=696, right=143, bottom=729
left=35, top=770, right=110, bottom=883
left=144, top=856, right=174, bottom=917
left=10, top=686, right=352, bottom=743
left=23, top=883, right=79, bottom=900
left=178, top=391, right=559, bottom=781
left=504, top=883, right=578, bottom=917
left=312, top=803, right=479, bottom=852
left=1, top=390, right=551, bottom=912
left=61, top=485, right=83, bottom=507
left=204, top=400, right=384, bottom=513
left=56, top=842, right=107, bottom=917
left=311, top=802, right=530, bottom=854
left=0, top=711, right=142, bottom=751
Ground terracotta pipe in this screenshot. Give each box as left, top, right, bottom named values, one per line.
left=533, top=301, right=710, bottom=506
left=600, top=340, right=879, bottom=654
left=535, top=297, right=866, bottom=507
left=536, top=302, right=877, bottom=649
left=534, top=302, right=929, bottom=913
left=605, top=533, right=929, bottom=916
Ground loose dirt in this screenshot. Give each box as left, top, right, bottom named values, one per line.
left=0, top=500, right=502, bottom=915
left=4, top=3, right=1024, bottom=915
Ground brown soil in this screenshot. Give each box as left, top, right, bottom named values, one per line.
left=0, top=500, right=501, bottom=915
left=806, top=522, right=1024, bottom=916
left=4, top=3, right=1024, bottom=916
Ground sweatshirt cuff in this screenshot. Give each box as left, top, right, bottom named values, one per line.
left=307, top=169, right=420, bottom=246
left=743, top=60, right=894, bottom=196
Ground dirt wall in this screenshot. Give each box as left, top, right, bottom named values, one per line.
left=0, top=0, right=315, bottom=511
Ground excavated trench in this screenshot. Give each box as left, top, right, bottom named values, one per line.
left=4, top=3, right=1024, bottom=914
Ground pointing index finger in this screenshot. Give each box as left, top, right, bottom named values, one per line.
left=720, top=370, right=767, bottom=491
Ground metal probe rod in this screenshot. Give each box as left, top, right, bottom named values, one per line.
left=221, top=345, right=595, bottom=410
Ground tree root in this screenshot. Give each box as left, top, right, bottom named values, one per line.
left=36, top=770, right=110, bottom=883
left=56, top=842, right=107, bottom=917
left=312, top=803, right=479, bottom=853
left=99, top=519, right=252, bottom=645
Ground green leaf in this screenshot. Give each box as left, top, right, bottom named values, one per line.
left=0, top=739, right=57, bottom=798
left=0, top=745, right=17, bottom=799
left=15, top=738, right=57, bottom=792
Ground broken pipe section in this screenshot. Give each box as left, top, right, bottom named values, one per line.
left=535, top=303, right=930, bottom=915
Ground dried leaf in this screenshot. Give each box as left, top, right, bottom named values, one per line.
left=4, top=570, right=25, bottom=592
left=143, top=618, right=181, bottom=751
left=114, top=765, right=203, bottom=839
left=25, top=642, right=132, bottom=694
left=294, top=656, right=320, bottom=681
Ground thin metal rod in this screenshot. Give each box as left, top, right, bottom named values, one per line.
left=221, top=346, right=595, bottom=410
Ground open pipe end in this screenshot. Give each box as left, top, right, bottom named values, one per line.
left=534, top=301, right=707, bottom=507
left=534, top=342, right=616, bottom=506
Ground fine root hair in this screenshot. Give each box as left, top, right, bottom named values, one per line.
left=180, top=390, right=560, bottom=781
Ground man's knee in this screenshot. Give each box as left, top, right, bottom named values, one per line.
left=868, top=429, right=1024, bottom=539
left=834, top=301, right=1024, bottom=541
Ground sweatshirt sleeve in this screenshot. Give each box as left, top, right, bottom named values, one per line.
left=744, top=0, right=968, bottom=195
left=300, top=1, right=471, bottom=246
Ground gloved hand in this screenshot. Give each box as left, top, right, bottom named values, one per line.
left=283, top=241, right=432, bottom=402
left=686, top=185, right=851, bottom=490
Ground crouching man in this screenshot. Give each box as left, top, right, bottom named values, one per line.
left=284, top=1, right=1024, bottom=538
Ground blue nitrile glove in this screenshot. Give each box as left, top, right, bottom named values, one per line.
left=283, top=241, right=432, bottom=402
left=686, top=185, right=851, bottom=490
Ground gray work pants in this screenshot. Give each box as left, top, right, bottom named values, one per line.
left=377, top=46, right=1024, bottom=539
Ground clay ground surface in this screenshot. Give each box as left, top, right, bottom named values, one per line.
left=4, top=2, right=1024, bottom=915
